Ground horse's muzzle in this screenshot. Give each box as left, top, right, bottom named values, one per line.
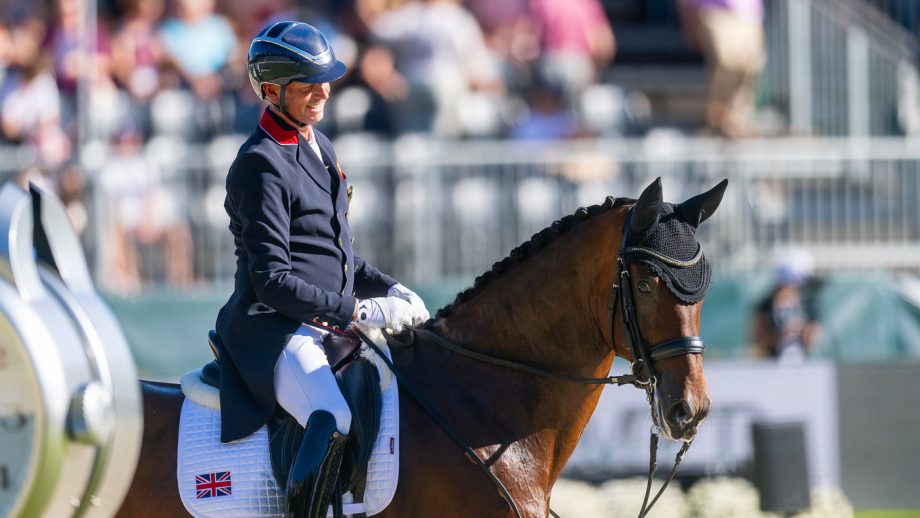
left=663, top=397, right=710, bottom=441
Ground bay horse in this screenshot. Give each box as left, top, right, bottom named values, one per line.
left=116, top=178, right=725, bottom=517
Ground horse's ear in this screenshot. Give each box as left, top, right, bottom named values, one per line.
left=631, top=177, right=663, bottom=234
left=678, top=179, right=728, bottom=227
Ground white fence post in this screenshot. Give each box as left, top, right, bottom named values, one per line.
left=847, top=27, right=871, bottom=136
left=789, top=0, right=814, bottom=135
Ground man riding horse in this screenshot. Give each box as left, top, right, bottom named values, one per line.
left=214, top=21, right=429, bottom=518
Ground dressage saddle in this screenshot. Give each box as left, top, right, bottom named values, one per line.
left=201, top=329, right=383, bottom=516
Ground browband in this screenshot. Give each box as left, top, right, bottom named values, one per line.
left=621, top=245, right=703, bottom=268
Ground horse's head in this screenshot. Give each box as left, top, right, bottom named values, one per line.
left=610, top=178, right=727, bottom=441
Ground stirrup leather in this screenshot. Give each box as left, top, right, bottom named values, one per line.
left=286, top=411, right=349, bottom=518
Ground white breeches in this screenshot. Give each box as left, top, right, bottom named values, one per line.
left=274, top=325, right=352, bottom=435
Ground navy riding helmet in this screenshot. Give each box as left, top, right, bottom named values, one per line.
left=248, top=21, right=346, bottom=123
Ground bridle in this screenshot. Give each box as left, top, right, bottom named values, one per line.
left=353, top=210, right=708, bottom=518
left=610, top=230, right=707, bottom=516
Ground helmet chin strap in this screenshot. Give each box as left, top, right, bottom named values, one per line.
left=275, top=83, right=310, bottom=128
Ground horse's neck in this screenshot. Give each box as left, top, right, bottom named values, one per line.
left=436, top=213, right=620, bottom=378
left=427, top=213, right=621, bottom=483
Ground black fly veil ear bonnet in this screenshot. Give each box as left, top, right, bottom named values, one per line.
left=621, top=178, right=728, bottom=303
left=623, top=203, right=710, bottom=303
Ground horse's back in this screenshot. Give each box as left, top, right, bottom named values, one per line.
left=115, top=380, right=188, bottom=518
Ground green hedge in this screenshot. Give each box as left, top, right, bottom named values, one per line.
left=105, top=272, right=920, bottom=380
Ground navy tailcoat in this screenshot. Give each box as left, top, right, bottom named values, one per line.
left=215, top=108, right=395, bottom=442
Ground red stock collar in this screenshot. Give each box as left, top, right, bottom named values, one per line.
left=258, top=109, right=298, bottom=146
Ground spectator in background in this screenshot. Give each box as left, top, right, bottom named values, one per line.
left=155, top=0, right=237, bottom=138
left=0, top=16, right=71, bottom=169
left=365, top=0, right=504, bottom=136
left=530, top=0, right=616, bottom=100
left=464, top=0, right=530, bottom=44
left=223, top=0, right=292, bottom=41
left=677, top=0, right=764, bottom=138
left=463, top=0, right=540, bottom=96
left=98, top=123, right=194, bottom=292
left=0, top=17, right=49, bottom=143
left=218, top=0, right=290, bottom=133
left=45, top=0, right=112, bottom=134
left=111, top=0, right=165, bottom=105
left=750, top=248, right=822, bottom=362
left=158, top=0, right=236, bottom=100
left=351, top=0, right=392, bottom=41
left=87, top=21, right=134, bottom=141
left=510, top=78, right=581, bottom=140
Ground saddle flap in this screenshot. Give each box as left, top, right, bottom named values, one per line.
left=202, top=329, right=384, bottom=505
left=323, top=332, right=363, bottom=372
left=336, top=354, right=382, bottom=498
left=268, top=351, right=382, bottom=502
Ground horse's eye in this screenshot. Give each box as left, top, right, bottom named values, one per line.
left=637, top=280, right=652, bottom=293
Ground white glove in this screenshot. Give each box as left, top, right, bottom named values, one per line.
left=387, top=283, right=430, bottom=325
left=355, top=297, right=414, bottom=333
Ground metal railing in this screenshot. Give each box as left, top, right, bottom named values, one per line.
left=365, top=136, right=920, bottom=281
left=761, top=0, right=920, bottom=136
left=5, top=136, right=920, bottom=290
left=6, top=135, right=905, bottom=292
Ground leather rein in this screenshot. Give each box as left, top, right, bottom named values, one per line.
left=354, top=228, right=706, bottom=518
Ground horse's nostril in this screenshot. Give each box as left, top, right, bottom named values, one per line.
left=666, top=401, right=693, bottom=430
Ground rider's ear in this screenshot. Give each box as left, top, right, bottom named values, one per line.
left=262, top=83, right=280, bottom=102
left=677, top=179, right=728, bottom=228
left=631, top=177, right=663, bottom=234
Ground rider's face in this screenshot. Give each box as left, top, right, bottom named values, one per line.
left=268, top=82, right=330, bottom=126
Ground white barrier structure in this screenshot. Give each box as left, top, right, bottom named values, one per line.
left=65, top=135, right=920, bottom=286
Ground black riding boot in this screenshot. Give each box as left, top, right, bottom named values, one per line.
left=287, top=410, right=349, bottom=518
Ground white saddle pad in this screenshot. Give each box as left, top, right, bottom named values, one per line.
left=177, top=333, right=400, bottom=517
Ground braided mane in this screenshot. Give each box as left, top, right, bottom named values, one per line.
left=427, top=196, right=631, bottom=324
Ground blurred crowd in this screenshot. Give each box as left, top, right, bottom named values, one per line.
left=0, top=0, right=768, bottom=291
left=0, top=0, right=773, bottom=153
left=0, top=0, right=626, bottom=149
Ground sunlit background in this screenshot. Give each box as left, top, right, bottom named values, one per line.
left=2, top=0, right=919, bottom=515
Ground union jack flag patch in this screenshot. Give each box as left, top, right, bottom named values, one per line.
left=195, top=471, right=232, bottom=499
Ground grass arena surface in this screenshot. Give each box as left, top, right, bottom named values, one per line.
left=856, top=512, right=920, bottom=518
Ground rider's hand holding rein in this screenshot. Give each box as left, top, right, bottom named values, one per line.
left=355, top=283, right=429, bottom=332
left=387, top=283, right=430, bottom=325
left=354, top=296, right=415, bottom=333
